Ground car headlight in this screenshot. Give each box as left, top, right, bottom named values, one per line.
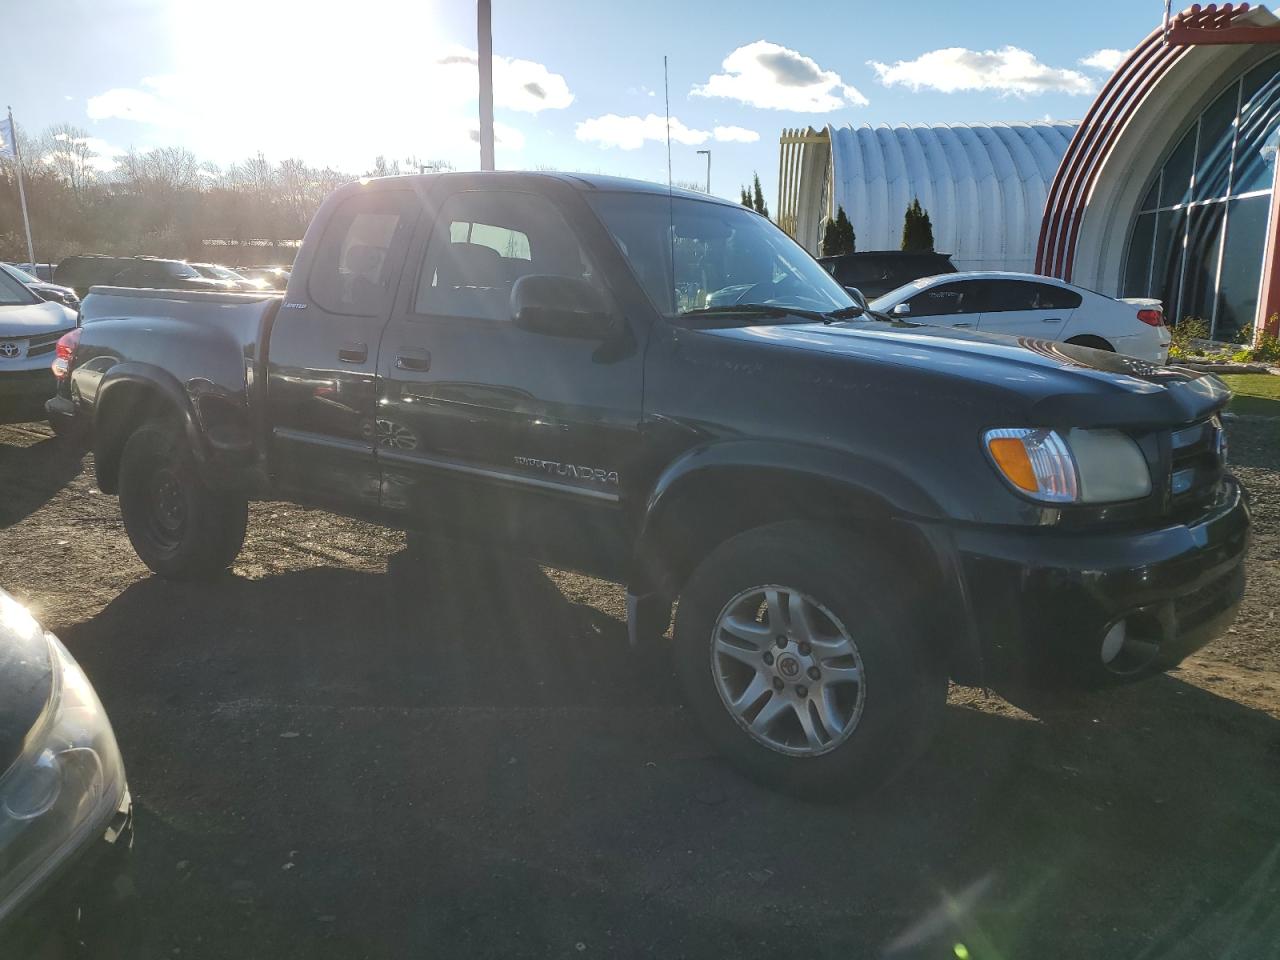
left=983, top=427, right=1151, bottom=504
left=0, top=599, right=127, bottom=924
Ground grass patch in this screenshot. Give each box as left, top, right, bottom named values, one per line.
left=1221, top=374, right=1280, bottom=417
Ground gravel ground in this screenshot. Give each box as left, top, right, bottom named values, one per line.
left=1, top=416, right=1278, bottom=960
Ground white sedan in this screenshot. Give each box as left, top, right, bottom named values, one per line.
left=868, top=271, right=1171, bottom=363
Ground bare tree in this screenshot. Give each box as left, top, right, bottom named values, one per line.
left=42, top=123, right=98, bottom=200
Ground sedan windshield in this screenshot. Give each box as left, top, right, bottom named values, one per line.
left=588, top=192, right=857, bottom=322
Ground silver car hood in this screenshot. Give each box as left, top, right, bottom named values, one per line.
left=0, top=301, right=77, bottom=336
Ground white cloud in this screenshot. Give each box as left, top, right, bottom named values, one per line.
left=576, top=113, right=711, bottom=150
left=692, top=40, right=868, bottom=112
left=434, top=46, right=574, bottom=114
left=713, top=125, right=760, bottom=143
left=43, top=133, right=125, bottom=173
left=86, top=85, right=170, bottom=124
left=1080, top=48, right=1129, bottom=72
left=869, top=46, right=1096, bottom=96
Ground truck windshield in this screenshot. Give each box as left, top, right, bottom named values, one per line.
left=587, top=192, right=856, bottom=322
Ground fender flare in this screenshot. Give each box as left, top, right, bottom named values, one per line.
left=629, top=439, right=984, bottom=681
left=92, top=363, right=210, bottom=491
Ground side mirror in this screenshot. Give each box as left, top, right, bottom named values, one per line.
left=843, top=285, right=869, bottom=314
left=892, top=302, right=911, bottom=317
left=511, top=274, right=618, bottom=340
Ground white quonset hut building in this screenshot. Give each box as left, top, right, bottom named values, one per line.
left=777, top=122, right=1078, bottom=273
left=780, top=4, right=1280, bottom=346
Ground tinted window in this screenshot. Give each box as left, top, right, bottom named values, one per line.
left=0, top=266, right=36, bottom=306
left=415, top=191, right=602, bottom=321
left=310, top=191, right=414, bottom=316
left=905, top=281, right=976, bottom=317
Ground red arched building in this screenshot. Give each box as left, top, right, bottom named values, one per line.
left=1037, top=3, right=1280, bottom=345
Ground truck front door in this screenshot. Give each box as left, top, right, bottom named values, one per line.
left=265, top=187, right=418, bottom=509
left=376, top=180, right=644, bottom=578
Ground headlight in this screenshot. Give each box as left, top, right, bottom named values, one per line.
left=983, top=427, right=1151, bottom=504
left=0, top=604, right=127, bottom=924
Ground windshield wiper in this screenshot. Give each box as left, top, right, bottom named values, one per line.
left=678, top=303, right=838, bottom=324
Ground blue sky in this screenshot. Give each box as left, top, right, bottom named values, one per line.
left=2, top=0, right=1171, bottom=208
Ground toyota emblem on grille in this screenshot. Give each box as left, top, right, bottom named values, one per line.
left=0, top=342, right=19, bottom=359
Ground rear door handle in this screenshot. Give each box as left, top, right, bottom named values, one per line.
left=395, top=348, right=432, bottom=372
left=1041, top=317, right=1062, bottom=323
left=954, top=322, right=974, bottom=328
left=338, top=342, right=368, bottom=363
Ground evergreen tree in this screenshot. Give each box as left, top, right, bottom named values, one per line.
left=821, top=205, right=856, bottom=256
left=751, top=172, right=769, bottom=218
left=740, top=186, right=752, bottom=208
left=901, top=197, right=935, bottom=252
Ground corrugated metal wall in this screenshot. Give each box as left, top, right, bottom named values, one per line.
left=827, top=122, right=1078, bottom=272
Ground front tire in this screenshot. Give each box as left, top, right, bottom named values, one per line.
left=118, top=420, right=247, bottom=579
left=673, top=522, right=946, bottom=799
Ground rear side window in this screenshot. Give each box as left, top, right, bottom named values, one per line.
left=906, top=281, right=975, bottom=317
left=414, top=190, right=602, bottom=321
left=310, top=191, right=415, bottom=316
left=983, top=281, right=1083, bottom=313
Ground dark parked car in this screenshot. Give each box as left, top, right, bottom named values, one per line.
left=817, top=250, right=956, bottom=299
left=0, top=262, right=79, bottom=308
left=48, top=172, right=1249, bottom=797
left=53, top=256, right=234, bottom=298
left=0, top=588, right=132, bottom=947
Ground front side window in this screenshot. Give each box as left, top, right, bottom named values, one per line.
left=309, top=191, right=413, bottom=316
left=587, top=192, right=855, bottom=320
left=415, top=191, right=601, bottom=321
left=905, top=281, right=974, bottom=317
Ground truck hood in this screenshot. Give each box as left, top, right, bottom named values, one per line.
left=0, top=300, right=77, bottom=336
left=706, top=319, right=1229, bottom=428
left=0, top=590, right=54, bottom=781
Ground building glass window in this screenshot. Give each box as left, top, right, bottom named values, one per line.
left=1123, top=53, right=1280, bottom=340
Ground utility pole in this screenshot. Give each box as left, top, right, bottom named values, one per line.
left=6, top=107, right=35, bottom=267
left=477, top=0, right=495, bottom=171
left=696, top=149, right=711, bottom=194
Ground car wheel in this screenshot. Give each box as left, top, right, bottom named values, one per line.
left=673, top=522, right=946, bottom=799
left=118, top=419, right=247, bottom=579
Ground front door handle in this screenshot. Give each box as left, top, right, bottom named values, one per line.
left=954, top=322, right=974, bottom=328
left=338, top=342, right=368, bottom=363
left=1041, top=317, right=1062, bottom=323
left=395, top=348, right=432, bottom=372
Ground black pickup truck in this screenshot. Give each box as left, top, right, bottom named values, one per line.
left=46, top=172, right=1250, bottom=795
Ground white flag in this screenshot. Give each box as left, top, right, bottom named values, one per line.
left=0, top=118, right=14, bottom=159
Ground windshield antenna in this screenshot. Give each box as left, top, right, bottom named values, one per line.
left=664, top=55, right=676, bottom=313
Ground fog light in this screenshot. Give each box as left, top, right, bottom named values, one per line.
left=1101, top=621, right=1126, bottom=665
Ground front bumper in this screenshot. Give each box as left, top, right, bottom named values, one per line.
left=0, top=788, right=133, bottom=950
left=0, top=368, right=55, bottom=400
left=950, top=475, right=1249, bottom=686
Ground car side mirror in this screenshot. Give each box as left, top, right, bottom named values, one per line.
left=511, top=274, right=618, bottom=340
left=892, top=302, right=911, bottom=317
left=843, top=286, right=869, bottom=314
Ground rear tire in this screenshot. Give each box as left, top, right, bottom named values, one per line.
left=118, top=420, right=247, bottom=579
left=673, top=522, right=946, bottom=800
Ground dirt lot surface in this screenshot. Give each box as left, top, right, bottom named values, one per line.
left=1, top=416, right=1278, bottom=959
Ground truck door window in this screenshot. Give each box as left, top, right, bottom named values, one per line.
left=309, top=192, right=413, bottom=317
left=414, top=191, right=602, bottom=321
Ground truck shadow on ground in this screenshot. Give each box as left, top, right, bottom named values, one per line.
left=56, top=540, right=1280, bottom=959
left=0, top=430, right=85, bottom=528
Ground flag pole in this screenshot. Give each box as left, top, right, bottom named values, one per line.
left=7, top=107, right=35, bottom=267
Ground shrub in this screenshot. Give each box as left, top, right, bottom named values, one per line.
left=1255, top=333, right=1280, bottom=363
left=1168, top=317, right=1210, bottom=360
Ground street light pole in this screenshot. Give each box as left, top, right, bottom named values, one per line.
left=696, top=149, right=711, bottom=194
left=477, top=0, right=495, bottom=171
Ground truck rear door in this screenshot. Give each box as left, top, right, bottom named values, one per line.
left=265, top=187, right=418, bottom=509
left=374, top=178, right=643, bottom=578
